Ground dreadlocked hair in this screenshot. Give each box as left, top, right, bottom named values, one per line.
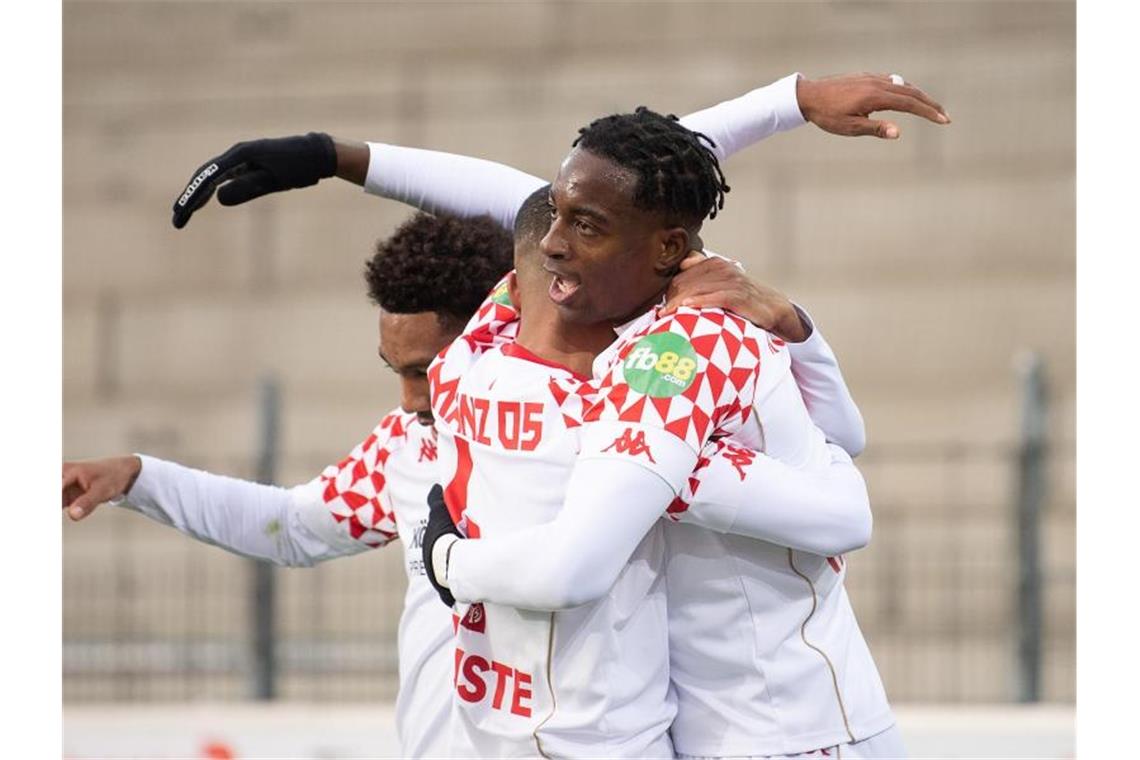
left=364, top=212, right=514, bottom=328
left=572, top=106, right=730, bottom=227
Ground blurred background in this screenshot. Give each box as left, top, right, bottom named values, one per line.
left=63, top=1, right=1074, bottom=757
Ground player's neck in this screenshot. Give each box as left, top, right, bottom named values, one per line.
left=611, top=283, right=669, bottom=328
left=516, top=314, right=613, bottom=378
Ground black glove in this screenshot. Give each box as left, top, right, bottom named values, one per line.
left=171, top=132, right=337, bottom=229
left=423, top=484, right=462, bottom=607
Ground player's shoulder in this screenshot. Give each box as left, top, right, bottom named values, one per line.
left=615, top=306, right=767, bottom=376
left=320, top=408, right=418, bottom=482
left=460, top=272, right=519, bottom=341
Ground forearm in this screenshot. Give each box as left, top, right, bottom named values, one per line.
left=333, top=137, right=369, bottom=186
left=681, top=443, right=871, bottom=556
left=787, top=306, right=866, bottom=456
left=678, top=73, right=805, bottom=161
left=119, top=455, right=352, bottom=567
left=446, top=458, right=672, bottom=610
left=364, top=143, right=546, bottom=231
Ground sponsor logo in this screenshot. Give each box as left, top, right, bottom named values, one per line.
left=602, top=427, right=656, bottom=463
left=454, top=647, right=534, bottom=717
left=460, top=603, right=486, bottom=633
left=418, top=438, right=438, bottom=463
left=177, top=163, right=219, bottom=207
left=410, top=519, right=427, bottom=550
left=622, top=332, right=699, bottom=397
left=490, top=280, right=513, bottom=307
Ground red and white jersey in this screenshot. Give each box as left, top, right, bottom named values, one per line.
left=295, top=411, right=455, bottom=758
left=443, top=347, right=673, bottom=758
left=587, top=307, right=893, bottom=757
left=430, top=296, right=674, bottom=757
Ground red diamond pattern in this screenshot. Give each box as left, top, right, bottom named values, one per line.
left=429, top=274, right=520, bottom=424
left=585, top=307, right=765, bottom=453
left=317, top=409, right=416, bottom=549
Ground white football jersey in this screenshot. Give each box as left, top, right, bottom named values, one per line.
left=587, top=307, right=894, bottom=757
left=299, top=411, right=456, bottom=758
left=432, top=332, right=675, bottom=758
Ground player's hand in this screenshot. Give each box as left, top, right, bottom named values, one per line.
left=62, top=456, right=142, bottom=521
left=422, top=484, right=461, bottom=607
left=662, top=253, right=810, bottom=342
left=796, top=72, right=949, bottom=139
left=171, top=132, right=337, bottom=229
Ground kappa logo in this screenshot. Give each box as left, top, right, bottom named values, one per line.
left=602, top=427, right=656, bottom=463
left=461, top=602, right=486, bottom=633
left=722, top=444, right=756, bottom=481
left=177, top=163, right=219, bottom=207
left=419, top=438, right=438, bottom=463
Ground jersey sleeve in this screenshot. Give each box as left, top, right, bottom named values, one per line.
left=364, top=143, right=546, bottom=231
left=667, top=440, right=872, bottom=556
left=119, top=412, right=412, bottom=566
left=678, top=72, right=806, bottom=161
left=446, top=457, right=673, bottom=610
left=578, top=308, right=764, bottom=493
left=300, top=410, right=413, bottom=554
left=786, top=305, right=866, bottom=457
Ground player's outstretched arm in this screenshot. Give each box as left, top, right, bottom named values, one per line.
left=172, top=72, right=946, bottom=229
left=675, top=442, right=871, bottom=556
left=62, top=455, right=386, bottom=567
left=679, top=71, right=947, bottom=152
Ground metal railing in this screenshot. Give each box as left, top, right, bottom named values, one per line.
left=62, top=364, right=1074, bottom=704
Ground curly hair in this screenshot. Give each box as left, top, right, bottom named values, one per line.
left=572, top=107, right=730, bottom=228
left=364, top=212, right=514, bottom=327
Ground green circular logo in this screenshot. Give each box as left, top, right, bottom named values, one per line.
left=490, top=281, right=513, bottom=306
left=623, top=333, right=699, bottom=397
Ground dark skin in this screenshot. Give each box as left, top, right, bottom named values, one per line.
left=378, top=310, right=463, bottom=427
left=541, top=148, right=694, bottom=327
left=511, top=231, right=809, bottom=376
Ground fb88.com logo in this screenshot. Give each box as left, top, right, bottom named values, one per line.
left=623, top=333, right=699, bottom=397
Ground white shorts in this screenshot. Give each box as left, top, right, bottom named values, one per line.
left=679, top=725, right=907, bottom=760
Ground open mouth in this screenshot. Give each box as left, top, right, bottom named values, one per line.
left=543, top=263, right=582, bottom=306
left=548, top=274, right=581, bottom=305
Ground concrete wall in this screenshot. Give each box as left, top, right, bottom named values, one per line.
left=63, top=1, right=1075, bottom=703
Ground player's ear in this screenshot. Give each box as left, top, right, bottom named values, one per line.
left=507, top=271, right=522, bottom=313
left=654, top=227, right=692, bottom=275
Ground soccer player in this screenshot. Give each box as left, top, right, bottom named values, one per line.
left=70, top=74, right=820, bottom=756
left=414, top=187, right=874, bottom=757
left=110, top=69, right=940, bottom=756
left=62, top=212, right=515, bottom=758
left=421, top=109, right=910, bottom=758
